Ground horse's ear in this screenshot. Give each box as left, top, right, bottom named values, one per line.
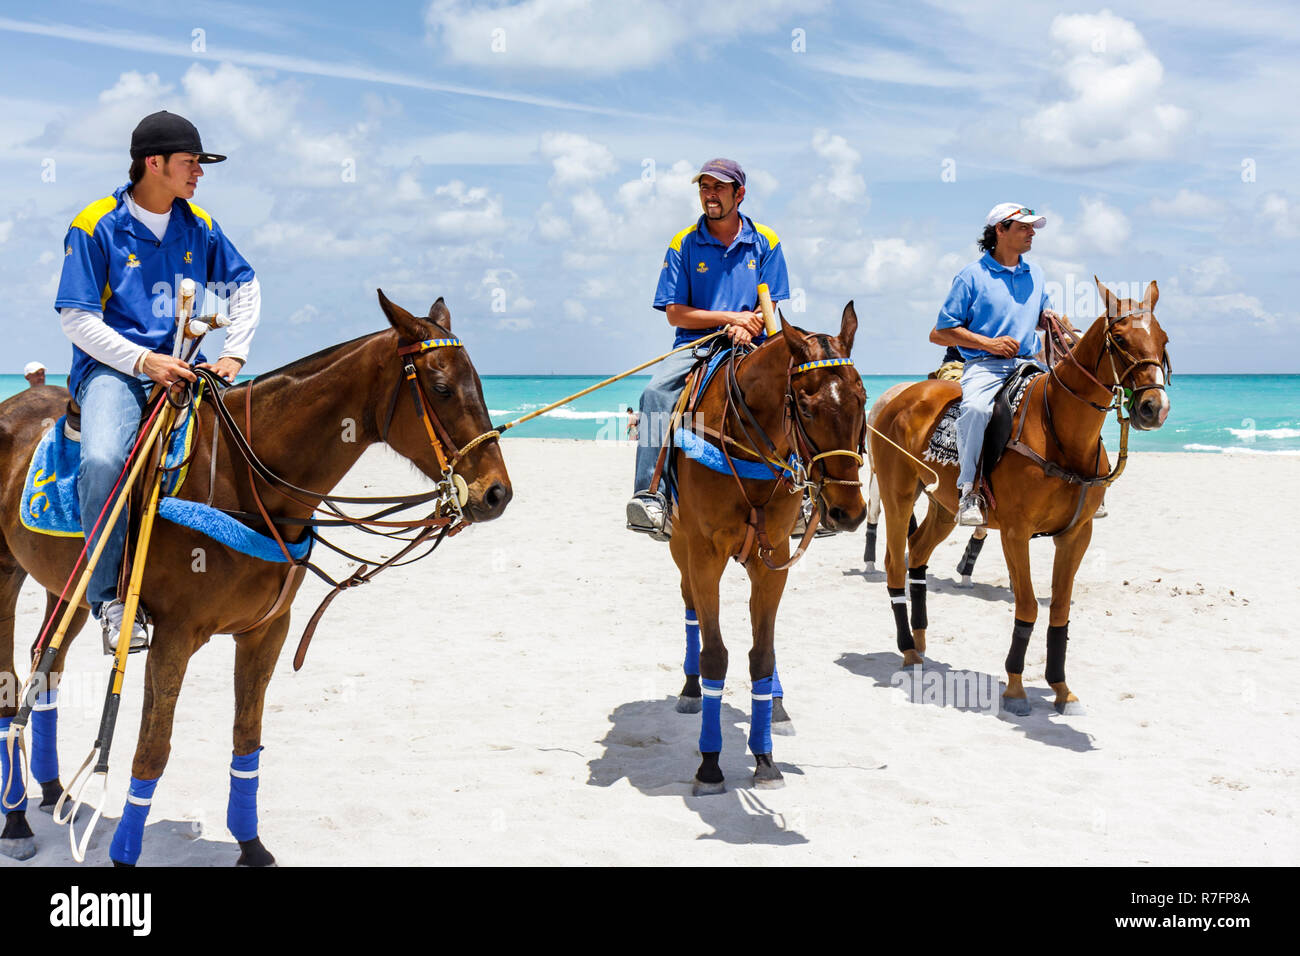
left=839, top=300, right=858, bottom=355
left=1094, top=276, right=1121, bottom=318
left=779, top=309, right=811, bottom=363
left=377, top=288, right=427, bottom=341
left=428, top=296, right=452, bottom=331
left=1143, top=280, right=1159, bottom=309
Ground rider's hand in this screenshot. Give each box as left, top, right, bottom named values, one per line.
left=140, top=352, right=198, bottom=389
left=1038, top=309, right=1062, bottom=329
left=726, top=323, right=755, bottom=347
left=729, top=310, right=764, bottom=336
left=984, top=335, right=1020, bottom=358
left=197, top=356, right=244, bottom=383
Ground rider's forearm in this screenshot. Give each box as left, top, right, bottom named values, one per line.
left=930, top=325, right=993, bottom=352
left=665, top=304, right=739, bottom=330
left=60, top=307, right=150, bottom=377
left=218, top=276, right=260, bottom=364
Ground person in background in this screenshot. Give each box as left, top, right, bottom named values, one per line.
left=23, top=361, right=46, bottom=387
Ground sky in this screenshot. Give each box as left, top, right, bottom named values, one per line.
left=1, top=0, right=1297, bottom=375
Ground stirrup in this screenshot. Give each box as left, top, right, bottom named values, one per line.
left=626, top=494, right=671, bottom=542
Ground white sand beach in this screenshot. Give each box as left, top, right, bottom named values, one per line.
left=3, top=442, right=1297, bottom=866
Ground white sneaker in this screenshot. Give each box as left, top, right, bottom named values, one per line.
left=99, top=600, right=150, bottom=655
left=957, top=493, right=985, bottom=527
left=1093, top=499, right=1108, bottom=519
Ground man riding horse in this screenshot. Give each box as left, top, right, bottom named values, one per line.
left=625, top=158, right=789, bottom=540
left=929, top=203, right=1062, bottom=527
left=55, top=111, right=260, bottom=654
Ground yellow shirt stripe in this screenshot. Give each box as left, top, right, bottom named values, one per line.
left=69, top=196, right=117, bottom=236
left=187, top=200, right=213, bottom=230
left=668, top=223, right=699, bottom=252
left=753, top=222, right=780, bottom=249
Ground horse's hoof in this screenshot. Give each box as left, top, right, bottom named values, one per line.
left=771, top=719, right=796, bottom=737
left=1002, top=696, right=1031, bottom=717
left=1054, top=700, right=1086, bottom=716
left=864, top=561, right=876, bottom=573
left=39, top=779, right=64, bottom=813
left=901, top=649, right=924, bottom=667
left=956, top=574, right=973, bottom=589
left=236, top=837, right=277, bottom=867
left=753, top=755, right=785, bottom=789
left=692, top=778, right=726, bottom=797
left=112, top=860, right=135, bottom=868
left=0, top=836, right=36, bottom=861
left=675, top=695, right=702, bottom=714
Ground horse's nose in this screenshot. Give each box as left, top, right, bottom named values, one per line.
left=484, top=481, right=511, bottom=515
left=1136, top=391, right=1169, bottom=430
left=827, top=505, right=864, bottom=533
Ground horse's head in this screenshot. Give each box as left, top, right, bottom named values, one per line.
left=1091, top=278, right=1172, bottom=431
left=780, top=301, right=868, bottom=533
left=376, top=289, right=512, bottom=522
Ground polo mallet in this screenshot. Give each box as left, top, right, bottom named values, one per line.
left=756, top=282, right=780, bottom=338
left=59, top=277, right=194, bottom=859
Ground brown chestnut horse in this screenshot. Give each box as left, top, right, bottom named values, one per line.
left=0, top=291, right=510, bottom=864
left=669, top=304, right=867, bottom=795
left=871, top=279, right=1170, bottom=716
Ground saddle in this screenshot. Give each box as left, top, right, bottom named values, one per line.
left=924, top=362, right=1044, bottom=486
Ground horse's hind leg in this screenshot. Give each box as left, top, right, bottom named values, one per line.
left=880, top=470, right=921, bottom=666
left=0, top=557, right=35, bottom=860
left=30, top=592, right=88, bottom=813
left=999, top=529, right=1037, bottom=717
left=686, top=542, right=729, bottom=796
left=670, top=534, right=701, bottom=713
left=903, top=497, right=958, bottom=661
left=229, top=614, right=292, bottom=867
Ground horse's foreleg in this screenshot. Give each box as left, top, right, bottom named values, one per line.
left=1000, top=529, right=1037, bottom=717
left=1048, top=522, right=1093, bottom=716
left=0, top=560, right=35, bottom=860
left=864, top=471, right=880, bottom=570
left=745, top=559, right=788, bottom=789
left=686, top=543, right=728, bottom=797
left=30, top=592, right=87, bottom=812
left=108, top=624, right=205, bottom=866
left=904, top=498, right=958, bottom=660
left=670, top=535, right=700, bottom=713
left=880, top=477, right=920, bottom=665
left=229, top=614, right=291, bottom=867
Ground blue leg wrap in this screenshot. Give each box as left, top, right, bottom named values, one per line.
left=30, top=689, right=59, bottom=784
left=109, top=776, right=159, bottom=865
left=749, top=676, right=774, bottom=756
left=771, top=666, right=784, bottom=699
left=0, top=717, right=28, bottom=813
left=683, top=610, right=700, bottom=676
left=699, top=678, right=724, bottom=753
left=227, top=747, right=262, bottom=842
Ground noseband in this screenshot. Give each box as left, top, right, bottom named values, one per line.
left=1094, top=309, right=1173, bottom=413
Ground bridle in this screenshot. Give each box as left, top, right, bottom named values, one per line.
left=784, top=356, right=867, bottom=496
left=381, top=333, right=503, bottom=519
left=1044, top=308, right=1172, bottom=418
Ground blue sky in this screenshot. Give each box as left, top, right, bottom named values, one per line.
left=2, top=0, right=1297, bottom=375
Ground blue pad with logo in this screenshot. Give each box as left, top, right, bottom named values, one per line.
left=20, top=410, right=199, bottom=538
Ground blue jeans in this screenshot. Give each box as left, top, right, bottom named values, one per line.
left=633, top=348, right=700, bottom=495
left=76, top=365, right=149, bottom=612
left=956, top=356, right=1032, bottom=489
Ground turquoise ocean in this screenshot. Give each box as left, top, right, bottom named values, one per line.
left=4, top=373, right=1298, bottom=454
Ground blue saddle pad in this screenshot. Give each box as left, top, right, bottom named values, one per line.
left=673, top=428, right=795, bottom=482
left=19, top=407, right=199, bottom=538
left=157, top=498, right=312, bottom=563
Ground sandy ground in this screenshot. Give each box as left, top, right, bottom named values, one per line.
left=3, top=441, right=1297, bottom=866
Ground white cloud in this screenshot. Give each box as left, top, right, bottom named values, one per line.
left=1021, top=10, right=1190, bottom=167
left=808, top=129, right=868, bottom=206
left=1147, top=188, right=1225, bottom=221
left=1258, top=191, right=1299, bottom=238
left=424, top=0, right=822, bottom=75
left=539, top=131, right=616, bottom=186
left=1035, top=196, right=1130, bottom=259
left=182, top=62, right=297, bottom=142
left=427, top=180, right=507, bottom=238
left=1183, top=256, right=1232, bottom=295
left=0, top=220, right=12, bottom=244
left=288, top=303, right=320, bottom=325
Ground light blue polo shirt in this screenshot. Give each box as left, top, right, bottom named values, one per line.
left=936, top=253, right=1052, bottom=362
left=55, top=182, right=255, bottom=397
left=653, top=213, right=789, bottom=347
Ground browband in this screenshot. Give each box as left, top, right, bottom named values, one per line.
left=397, top=336, right=463, bottom=356
left=792, top=357, right=854, bottom=375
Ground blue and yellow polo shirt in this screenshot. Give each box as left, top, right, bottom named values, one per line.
left=55, top=182, right=255, bottom=397
left=936, top=253, right=1053, bottom=362
left=653, top=213, right=790, bottom=347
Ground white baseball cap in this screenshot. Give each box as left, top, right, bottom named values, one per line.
left=986, top=203, right=1046, bottom=229
left=23, top=361, right=45, bottom=375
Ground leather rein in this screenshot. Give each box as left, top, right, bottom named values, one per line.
left=188, top=332, right=501, bottom=668
left=1003, top=308, right=1171, bottom=536
left=708, top=344, right=864, bottom=570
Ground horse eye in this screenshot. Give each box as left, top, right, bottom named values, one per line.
left=432, top=383, right=452, bottom=398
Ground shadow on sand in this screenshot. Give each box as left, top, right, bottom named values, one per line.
left=0, top=806, right=243, bottom=867
left=587, top=696, right=809, bottom=846
left=835, top=651, right=1096, bottom=753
